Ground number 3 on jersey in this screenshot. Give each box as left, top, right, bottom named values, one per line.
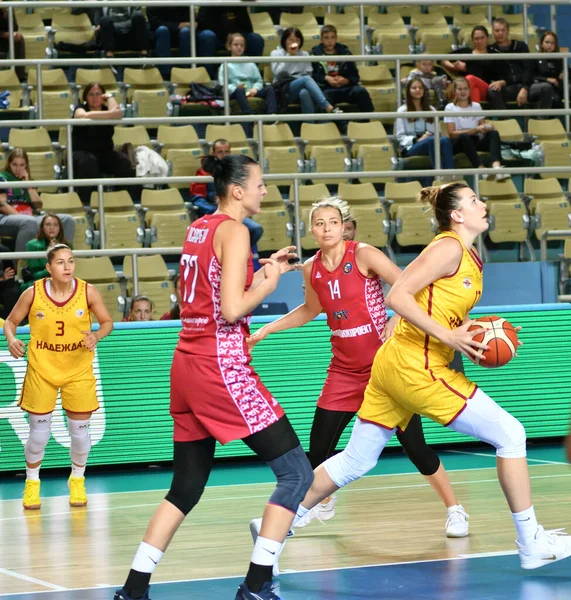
left=181, top=254, right=199, bottom=303
left=328, top=279, right=341, bottom=300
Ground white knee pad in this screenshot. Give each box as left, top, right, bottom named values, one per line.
left=448, top=389, right=527, bottom=459
left=324, top=419, right=395, bottom=488
left=67, top=418, right=91, bottom=466
left=25, top=413, right=53, bottom=464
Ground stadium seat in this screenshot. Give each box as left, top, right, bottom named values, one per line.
left=412, top=12, right=453, bottom=53
left=300, top=122, right=344, bottom=155
left=540, top=141, right=571, bottom=180
left=205, top=124, right=253, bottom=157
left=263, top=147, right=304, bottom=186
left=338, top=182, right=392, bottom=252
left=170, top=66, right=212, bottom=90
left=123, top=67, right=166, bottom=116
left=131, top=89, right=168, bottom=118
left=300, top=122, right=350, bottom=185
left=123, top=254, right=174, bottom=318
left=479, top=178, right=533, bottom=256
left=14, top=9, right=49, bottom=62
left=75, top=68, right=120, bottom=102
left=368, top=13, right=409, bottom=54
left=487, top=118, right=524, bottom=142
left=347, top=121, right=395, bottom=184
left=141, top=188, right=190, bottom=247
left=156, top=125, right=202, bottom=157
left=73, top=256, right=124, bottom=322
left=90, top=190, right=144, bottom=250
left=113, top=125, right=153, bottom=149
left=251, top=185, right=293, bottom=252
left=385, top=181, right=423, bottom=219
left=324, top=13, right=363, bottom=55
left=257, top=122, right=297, bottom=148
left=528, top=119, right=568, bottom=143
left=40, top=191, right=91, bottom=250
left=279, top=13, right=320, bottom=43
left=524, top=178, right=571, bottom=241
left=0, top=70, right=32, bottom=119
left=166, top=148, right=204, bottom=190
left=358, top=64, right=397, bottom=119
left=249, top=12, right=279, bottom=56
left=386, top=5, right=422, bottom=21
left=49, top=12, right=96, bottom=56
left=385, top=180, right=433, bottom=248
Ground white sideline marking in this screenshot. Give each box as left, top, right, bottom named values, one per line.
left=0, top=568, right=67, bottom=591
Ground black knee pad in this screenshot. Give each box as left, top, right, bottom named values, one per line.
left=406, top=449, right=441, bottom=477
left=268, top=445, right=314, bottom=513
left=165, top=475, right=204, bottom=516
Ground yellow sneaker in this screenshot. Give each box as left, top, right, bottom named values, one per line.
left=68, top=476, right=87, bottom=507
left=23, top=479, right=41, bottom=510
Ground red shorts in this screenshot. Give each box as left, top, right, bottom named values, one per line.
left=170, top=349, right=284, bottom=444
left=317, top=367, right=371, bottom=413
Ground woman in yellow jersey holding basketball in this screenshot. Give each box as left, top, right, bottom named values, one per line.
left=4, top=244, right=113, bottom=510
left=290, top=183, right=571, bottom=571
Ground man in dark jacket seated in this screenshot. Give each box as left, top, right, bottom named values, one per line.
left=310, top=25, right=374, bottom=115
left=197, top=7, right=264, bottom=78
left=487, top=17, right=534, bottom=110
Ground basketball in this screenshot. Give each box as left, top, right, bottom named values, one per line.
left=468, top=316, right=519, bottom=368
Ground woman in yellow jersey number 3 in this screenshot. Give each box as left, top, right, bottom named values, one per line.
left=4, top=244, right=113, bottom=510
left=290, top=183, right=571, bottom=571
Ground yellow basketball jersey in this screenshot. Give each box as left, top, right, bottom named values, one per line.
left=394, top=230, right=483, bottom=367
left=27, top=278, right=94, bottom=385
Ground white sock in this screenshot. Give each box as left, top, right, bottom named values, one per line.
left=292, top=504, right=309, bottom=527
left=251, top=536, right=282, bottom=567
left=71, top=463, right=86, bottom=478
left=131, top=541, right=164, bottom=574
left=26, top=466, right=40, bottom=481
left=512, top=506, right=539, bottom=545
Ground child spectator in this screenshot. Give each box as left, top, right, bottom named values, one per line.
left=402, top=59, right=449, bottom=108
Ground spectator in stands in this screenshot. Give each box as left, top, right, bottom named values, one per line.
left=190, top=139, right=263, bottom=251
left=20, top=214, right=71, bottom=291
left=445, top=78, right=508, bottom=180
left=0, top=149, right=75, bottom=250
left=442, top=26, right=495, bottom=104
left=72, top=82, right=138, bottom=206
left=96, top=5, right=150, bottom=60
left=127, top=295, right=154, bottom=321
left=197, top=6, right=264, bottom=79
left=271, top=27, right=342, bottom=116
left=402, top=59, right=449, bottom=108
left=160, top=274, right=181, bottom=320
left=219, top=32, right=277, bottom=136
left=0, top=6, right=25, bottom=79
left=0, top=245, right=18, bottom=320
left=311, top=25, right=374, bottom=115
left=529, top=31, right=564, bottom=112
left=395, top=78, right=454, bottom=171
left=343, top=217, right=357, bottom=241
left=146, top=6, right=191, bottom=79
left=487, top=18, right=533, bottom=110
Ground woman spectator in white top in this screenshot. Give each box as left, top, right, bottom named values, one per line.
left=444, top=77, right=508, bottom=180
left=270, top=27, right=342, bottom=115
left=395, top=78, right=454, bottom=170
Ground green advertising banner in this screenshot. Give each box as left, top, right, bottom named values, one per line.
left=1, top=305, right=570, bottom=472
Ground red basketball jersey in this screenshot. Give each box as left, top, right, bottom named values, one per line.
left=310, top=241, right=387, bottom=375
left=177, top=213, right=254, bottom=357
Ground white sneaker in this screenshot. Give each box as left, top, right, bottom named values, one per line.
left=249, top=517, right=289, bottom=577
left=295, top=495, right=338, bottom=529
left=446, top=504, right=470, bottom=538
left=493, top=165, right=510, bottom=181
left=517, top=525, right=571, bottom=570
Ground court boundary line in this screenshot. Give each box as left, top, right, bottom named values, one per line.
left=0, top=569, right=67, bottom=592
left=1, top=468, right=569, bottom=523
left=0, top=550, right=522, bottom=598
left=448, top=450, right=568, bottom=465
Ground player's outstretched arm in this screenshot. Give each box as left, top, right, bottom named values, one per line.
left=3, top=287, right=34, bottom=358
left=246, top=259, right=323, bottom=350
left=386, top=237, right=487, bottom=360
left=83, top=285, right=114, bottom=351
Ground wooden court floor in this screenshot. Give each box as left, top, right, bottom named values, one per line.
left=0, top=447, right=570, bottom=597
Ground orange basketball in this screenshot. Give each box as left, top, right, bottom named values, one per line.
left=467, top=316, right=519, bottom=368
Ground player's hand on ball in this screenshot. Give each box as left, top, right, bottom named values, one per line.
left=81, top=330, right=99, bottom=351
left=447, top=319, right=489, bottom=363
left=8, top=338, right=26, bottom=358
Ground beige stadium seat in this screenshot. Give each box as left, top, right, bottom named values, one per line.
left=9, top=126, right=52, bottom=151
left=341, top=5, right=380, bottom=18
left=250, top=12, right=279, bottom=56
left=486, top=118, right=524, bottom=142
left=257, top=122, right=297, bottom=148
left=131, top=89, right=168, bottom=118
left=0, top=70, right=30, bottom=116
left=387, top=5, right=422, bottom=19
left=338, top=182, right=392, bottom=250
left=205, top=124, right=253, bottom=157
left=524, top=178, right=571, bottom=241
left=123, top=255, right=174, bottom=317
left=369, top=13, right=408, bottom=52
left=394, top=203, right=435, bottom=248
left=290, top=183, right=331, bottom=250
left=358, top=65, right=397, bottom=118
left=28, top=68, right=70, bottom=91
left=170, top=66, right=211, bottom=91
left=540, top=141, right=571, bottom=180
left=156, top=125, right=201, bottom=157
left=263, top=146, right=303, bottom=186
left=251, top=185, right=292, bottom=252
left=279, top=13, right=321, bottom=43
left=412, top=12, right=453, bottom=53
left=75, top=68, right=120, bottom=100
left=308, top=146, right=351, bottom=185
left=347, top=121, right=395, bottom=184
left=14, top=9, right=48, bottom=61
left=479, top=179, right=532, bottom=253
left=385, top=181, right=422, bottom=219
left=40, top=191, right=91, bottom=249
left=303, top=4, right=328, bottom=18
left=528, top=119, right=568, bottom=143
left=50, top=12, right=95, bottom=49
left=141, top=187, right=187, bottom=223
left=90, top=190, right=144, bottom=249
left=113, top=125, right=153, bottom=149
left=166, top=148, right=204, bottom=190
left=123, top=67, right=165, bottom=102
left=141, top=187, right=191, bottom=248
left=300, top=122, right=344, bottom=155
left=73, top=256, right=124, bottom=322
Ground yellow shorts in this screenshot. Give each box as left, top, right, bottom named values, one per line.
left=358, top=337, right=477, bottom=431
left=18, top=366, right=99, bottom=415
